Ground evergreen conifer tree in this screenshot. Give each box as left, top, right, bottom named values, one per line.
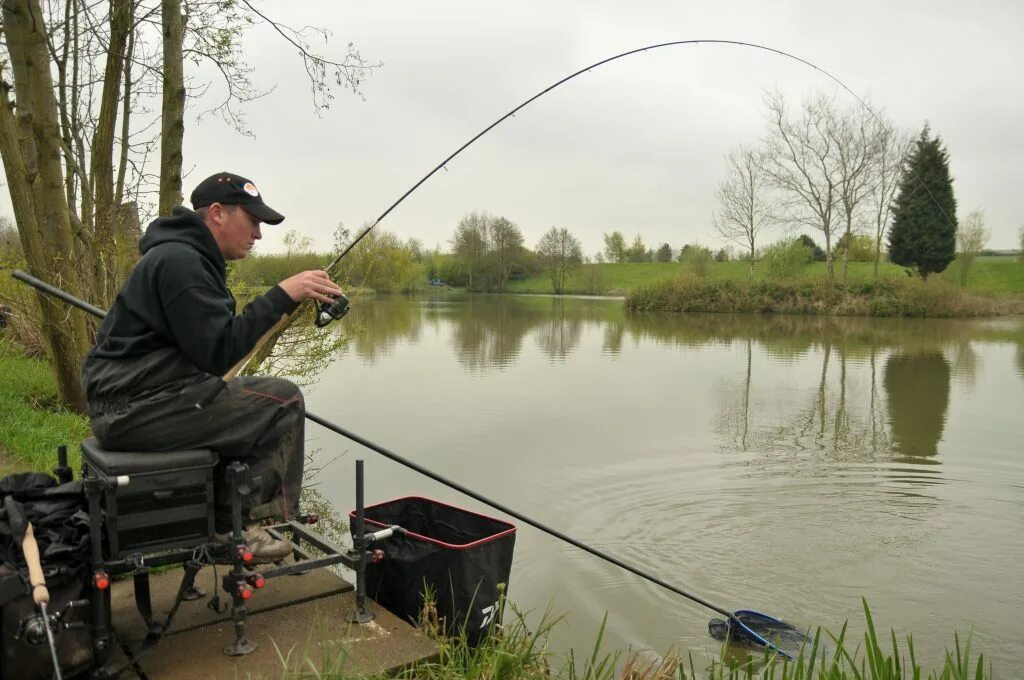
left=888, top=126, right=957, bottom=278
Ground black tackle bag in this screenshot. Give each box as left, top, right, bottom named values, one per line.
left=0, top=472, right=94, bottom=680
left=351, top=496, right=516, bottom=646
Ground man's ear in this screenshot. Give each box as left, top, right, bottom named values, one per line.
left=207, top=203, right=225, bottom=225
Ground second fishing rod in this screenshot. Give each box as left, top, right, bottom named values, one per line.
left=13, top=267, right=814, bottom=656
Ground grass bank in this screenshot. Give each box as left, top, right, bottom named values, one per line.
left=0, top=339, right=89, bottom=472
left=291, top=599, right=990, bottom=680
left=626, top=276, right=1023, bottom=317
left=506, top=257, right=1024, bottom=299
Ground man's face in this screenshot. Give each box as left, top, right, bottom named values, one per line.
left=207, top=203, right=263, bottom=260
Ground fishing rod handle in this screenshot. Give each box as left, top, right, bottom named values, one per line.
left=222, top=313, right=289, bottom=381
left=22, top=523, right=50, bottom=605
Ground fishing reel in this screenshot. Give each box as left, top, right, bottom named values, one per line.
left=15, top=598, right=88, bottom=644
left=315, top=293, right=350, bottom=328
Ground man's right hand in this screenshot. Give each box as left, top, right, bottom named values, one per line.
left=278, top=270, right=344, bottom=304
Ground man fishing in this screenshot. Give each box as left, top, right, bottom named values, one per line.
left=81, top=172, right=344, bottom=561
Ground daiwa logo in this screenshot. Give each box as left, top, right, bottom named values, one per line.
left=480, top=602, right=497, bottom=629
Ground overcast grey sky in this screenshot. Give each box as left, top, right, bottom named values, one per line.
left=18, top=0, right=1024, bottom=256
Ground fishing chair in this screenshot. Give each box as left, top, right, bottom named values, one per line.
left=71, top=438, right=382, bottom=677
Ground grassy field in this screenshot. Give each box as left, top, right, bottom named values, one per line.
left=505, top=257, right=1024, bottom=297
left=0, top=339, right=90, bottom=472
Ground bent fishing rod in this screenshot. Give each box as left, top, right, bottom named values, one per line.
left=13, top=268, right=783, bottom=636
left=309, top=38, right=933, bottom=328
left=12, top=39, right=887, bottom=648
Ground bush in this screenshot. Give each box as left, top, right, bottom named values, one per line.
left=762, top=238, right=813, bottom=280
left=796, top=234, right=827, bottom=261
left=833, top=233, right=877, bottom=262
left=625, top=276, right=1020, bottom=317
left=681, top=245, right=714, bottom=278
left=232, top=230, right=424, bottom=293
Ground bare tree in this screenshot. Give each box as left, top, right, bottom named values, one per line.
left=956, top=209, right=988, bottom=287
left=90, top=0, right=133, bottom=307
left=713, top=145, right=773, bottom=279
left=761, top=90, right=844, bottom=280
left=867, top=121, right=911, bottom=280
left=159, top=0, right=185, bottom=214
left=831, top=101, right=880, bottom=281
left=536, top=227, right=583, bottom=294
left=1, top=0, right=379, bottom=407
left=0, top=0, right=93, bottom=409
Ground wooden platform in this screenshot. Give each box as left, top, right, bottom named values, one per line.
left=109, top=566, right=438, bottom=679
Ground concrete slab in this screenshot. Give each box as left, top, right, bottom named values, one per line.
left=110, top=567, right=438, bottom=679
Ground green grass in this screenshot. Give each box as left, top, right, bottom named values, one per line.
left=505, top=257, right=1024, bottom=298
left=0, top=338, right=89, bottom=473
left=944, top=255, right=1024, bottom=294
left=288, top=598, right=990, bottom=680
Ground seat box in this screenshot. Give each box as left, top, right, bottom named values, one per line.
left=81, top=438, right=217, bottom=559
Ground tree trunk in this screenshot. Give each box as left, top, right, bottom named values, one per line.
left=824, top=233, right=835, bottom=281
left=159, top=0, right=186, bottom=214
left=89, top=0, right=132, bottom=309
left=1, top=0, right=92, bottom=412
left=842, top=223, right=851, bottom=281
left=115, top=17, right=137, bottom=208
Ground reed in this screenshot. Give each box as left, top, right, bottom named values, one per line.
left=288, top=598, right=990, bottom=680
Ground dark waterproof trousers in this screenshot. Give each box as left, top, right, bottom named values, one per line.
left=88, top=373, right=305, bottom=533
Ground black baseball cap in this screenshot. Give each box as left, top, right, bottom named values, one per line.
left=190, top=172, right=285, bottom=225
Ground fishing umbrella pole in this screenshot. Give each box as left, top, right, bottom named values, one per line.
left=12, top=268, right=808, bottom=657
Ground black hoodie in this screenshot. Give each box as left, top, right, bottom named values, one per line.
left=83, top=207, right=298, bottom=398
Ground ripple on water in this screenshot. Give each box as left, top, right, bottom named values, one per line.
left=523, top=453, right=971, bottom=650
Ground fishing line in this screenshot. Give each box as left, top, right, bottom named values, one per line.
left=324, top=38, right=954, bottom=280
left=10, top=40, right=951, bottom=659
left=12, top=267, right=810, bottom=658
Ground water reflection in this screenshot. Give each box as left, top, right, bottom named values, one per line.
left=884, top=353, right=950, bottom=461
left=346, top=295, right=425, bottom=361
left=337, top=296, right=1024, bottom=480
left=442, top=296, right=534, bottom=371
left=535, top=298, right=583, bottom=362
left=344, top=294, right=1024, bottom=379
left=315, top=295, right=1024, bottom=672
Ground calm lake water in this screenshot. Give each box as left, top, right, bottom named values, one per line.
left=300, top=294, right=1024, bottom=671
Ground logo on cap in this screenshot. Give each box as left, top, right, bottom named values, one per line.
left=243, top=182, right=260, bottom=197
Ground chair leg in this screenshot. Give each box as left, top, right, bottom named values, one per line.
left=222, top=463, right=256, bottom=656
left=85, top=476, right=113, bottom=665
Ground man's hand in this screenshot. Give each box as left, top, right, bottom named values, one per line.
left=278, top=270, right=344, bottom=304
